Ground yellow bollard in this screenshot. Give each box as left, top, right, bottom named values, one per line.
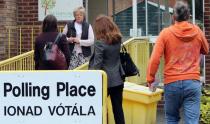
left=8, top=28, right=11, bottom=58
left=19, top=27, right=22, bottom=54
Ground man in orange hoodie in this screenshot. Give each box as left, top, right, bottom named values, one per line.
left=146, top=1, right=209, bottom=124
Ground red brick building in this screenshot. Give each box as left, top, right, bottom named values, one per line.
left=204, top=0, right=210, bottom=85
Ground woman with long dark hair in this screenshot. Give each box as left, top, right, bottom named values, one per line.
left=34, top=15, right=70, bottom=70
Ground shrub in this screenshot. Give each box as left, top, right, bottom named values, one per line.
left=200, top=85, right=210, bottom=124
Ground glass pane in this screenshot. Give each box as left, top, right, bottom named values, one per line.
left=189, top=0, right=205, bottom=83
left=111, top=0, right=133, bottom=38
left=137, top=1, right=146, bottom=36
left=189, top=0, right=203, bottom=27
left=147, top=0, right=161, bottom=36
left=128, top=0, right=174, bottom=37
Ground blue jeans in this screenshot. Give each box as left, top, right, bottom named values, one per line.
left=164, top=80, right=201, bottom=124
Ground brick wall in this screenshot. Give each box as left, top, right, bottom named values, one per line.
left=17, top=0, right=41, bottom=53
left=0, top=0, right=40, bottom=60
left=0, top=0, right=86, bottom=60
left=0, top=0, right=17, bottom=60
left=18, top=0, right=39, bottom=26
left=17, top=0, right=68, bottom=54
left=204, top=0, right=210, bottom=85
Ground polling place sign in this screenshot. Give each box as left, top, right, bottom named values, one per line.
left=0, top=71, right=105, bottom=124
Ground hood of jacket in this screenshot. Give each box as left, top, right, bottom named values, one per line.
left=169, top=21, right=199, bottom=42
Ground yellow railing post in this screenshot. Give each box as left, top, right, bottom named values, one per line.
left=59, top=28, right=61, bottom=33
left=19, top=27, right=22, bottom=54
left=0, top=51, right=34, bottom=70
left=8, top=28, right=11, bottom=58
left=31, top=28, right=34, bottom=50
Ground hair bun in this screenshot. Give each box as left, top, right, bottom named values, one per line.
left=174, top=1, right=190, bottom=21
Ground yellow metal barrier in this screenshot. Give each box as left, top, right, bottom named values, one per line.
left=74, top=62, right=89, bottom=70
left=4, top=26, right=64, bottom=60
left=75, top=38, right=150, bottom=84
left=101, top=71, right=108, bottom=124
left=123, top=38, right=150, bottom=84
left=0, top=37, right=151, bottom=80
left=0, top=50, right=34, bottom=70
left=5, top=26, right=38, bottom=59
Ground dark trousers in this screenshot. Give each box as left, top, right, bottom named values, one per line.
left=108, top=85, right=125, bottom=124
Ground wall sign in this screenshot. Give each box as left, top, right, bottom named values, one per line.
left=38, top=0, right=83, bottom=21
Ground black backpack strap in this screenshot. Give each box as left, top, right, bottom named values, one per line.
left=54, top=33, right=62, bottom=44
left=121, top=44, right=127, bottom=53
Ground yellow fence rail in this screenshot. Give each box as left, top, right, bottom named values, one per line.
left=0, top=37, right=154, bottom=84
left=3, top=26, right=64, bottom=60
left=0, top=50, right=34, bottom=70
left=123, top=38, right=150, bottom=84
left=75, top=37, right=151, bottom=85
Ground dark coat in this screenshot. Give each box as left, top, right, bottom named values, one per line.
left=66, top=20, right=91, bottom=57
left=34, top=32, right=70, bottom=70
left=89, top=40, right=124, bottom=88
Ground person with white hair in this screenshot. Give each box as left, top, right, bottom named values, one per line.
left=63, top=6, right=94, bottom=69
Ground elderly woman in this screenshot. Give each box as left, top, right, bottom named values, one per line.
left=63, top=6, right=94, bottom=69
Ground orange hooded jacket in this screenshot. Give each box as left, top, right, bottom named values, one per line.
left=146, top=21, right=209, bottom=85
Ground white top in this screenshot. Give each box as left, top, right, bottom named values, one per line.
left=63, top=22, right=94, bottom=55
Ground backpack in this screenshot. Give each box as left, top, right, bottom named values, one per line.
left=43, top=33, right=67, bottom=70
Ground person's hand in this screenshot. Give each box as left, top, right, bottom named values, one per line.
left=147, top=82, right=151, bottom=87
left=147, top=80, right=153, bottom=87
left=148, top=81, right=159, bottom=92
left=67, top=37, right=74, bottom=43
left=73, top=38, right=80, bottom=44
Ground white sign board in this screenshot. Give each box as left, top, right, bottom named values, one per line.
left=0, top=71, right=103, bottom=124
left=38, top=0, right=83, bottom=21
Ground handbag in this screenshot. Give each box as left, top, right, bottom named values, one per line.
left=120, top=44, right=140, bottom=77
left=43, top=33, right=67, bottom=70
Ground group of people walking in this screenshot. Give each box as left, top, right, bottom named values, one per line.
left=34, top=1, right=209, bottom=124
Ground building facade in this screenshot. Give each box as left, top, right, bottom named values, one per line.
left=204, top=0, right=210, bottom=85
left=0, top=0, right=209, bottom=85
